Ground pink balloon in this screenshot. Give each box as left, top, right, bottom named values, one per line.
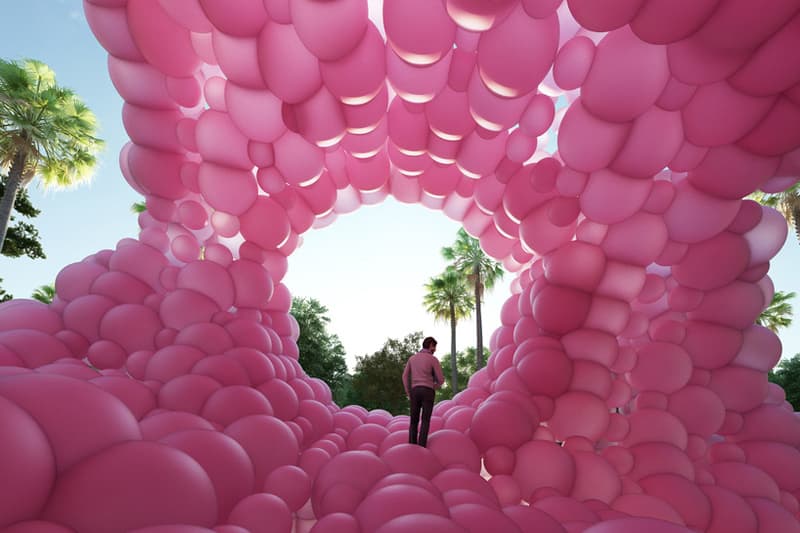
left=663, top=180, right=740, bottom=244
left=225, top=415, right=300, bottom=488
left=558, top=99, right=630, bottom=173
left=0, top=395, right=55, bottom=528
left=126, top=0, right=201, bottom=77
left=210, top=32, right=265, bottom=89
left=356, top=484, right=450, bottom=532
left=582, top=27, right=669, bottom=122
left=581, top=169, right=653, bottom=224
left=258, top=22, right=321, bottom=104
left=471, top=397, right=537, bottom=451
left=571, top=451, right=622, bottom=504
left=320, top=25, right=386, bottom=106
left=83, top=3, right=144, bottom=61
left=227, top=493, right=292, bottom=533
left=159, top=429, right=255, bottom=520
left=199, top=0, right=267, bottom=36
left=554, top=36, right=595, bottom=90
left=224, top=84, right=285, bottom=143
left=611, top=107, right=684, bottom=179
left=520, top=94, right=556, bottom=138
left=263, top=465, right=311, bottom=511
left=682, top=81, right=774, bottom=148
left=532, top=285, right=592, bottom=335
left=387, top=47, right=451, bottom=105
left=274, top=131, right=324, bottom=186
left=384, top=0, right=456, bottom=65
left=477, top=5, right=558, bottom=97
left=291, top=0, right=367, bottom=61
left=311, top=513, right=361, bottom=533
left=43, top=441, right=217, bottom=533
left=513, top=441, right=576, bottom=498
left=549, top=391, right=610, bottom=441
left=258, top=379, right=299, bottom=420
left=0, top=373, right=141, bottom=471
left=567, top=0, right=644, bottom=32
left=445, top=0, right=517, bottom=32
left=374, top=514, right=466, bottom=533
left=708, top=365, right=769, bottom=413
left=629, top=342, right=693, bottom=394
left=289, top=87, right=347, bottom=148
left=201, top=385, right=274, bottom=426
left=425, top=87, right=475, bottom=141
left=450, top=502, right=523, bottom=532
left=467, top=72, right=532, bottom=133
left=91, top=375, right=157, bottom=420
left=583, top=517, right=691, bottom=533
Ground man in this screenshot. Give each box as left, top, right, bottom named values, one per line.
left=402, top=336, right=444, bottom=447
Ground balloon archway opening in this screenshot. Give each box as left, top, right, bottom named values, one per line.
left=1, top=1, right=800, bottom=532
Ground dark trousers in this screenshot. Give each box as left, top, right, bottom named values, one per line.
left=409, top=386, right=435, bottom=447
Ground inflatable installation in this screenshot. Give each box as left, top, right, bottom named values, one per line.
left=1, top=0, right=800, bottom=531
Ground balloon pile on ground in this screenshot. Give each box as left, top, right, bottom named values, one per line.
left=2, top=0, right=800, bottom=531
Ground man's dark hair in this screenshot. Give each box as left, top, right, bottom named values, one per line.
left=422, top=336, right=437, bottom=349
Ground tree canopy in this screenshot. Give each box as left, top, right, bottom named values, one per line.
left=0, top=278, right=11, bottom=302
left=441, top=228, right=504, bottom=369
left=424, top=268, right=473, bottom=394
left=757, top=290, right=795, bottom=334
left=290, top=297, right=349, bottom=403
left=769, top=354, right=800, bottom=411
left=351, top=331, right=422, bottom=415
left=437, top=347, right=486, bottom=401
left=0, top=179, right=43, bottom=259
left=31, top=283, right=55, bottom=304
left=0, top=58, right=103, bottom=252
left=750, top=182, right=800, bottom=244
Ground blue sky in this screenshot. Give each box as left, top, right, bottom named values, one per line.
left=1, top=1, right=798, bottom=371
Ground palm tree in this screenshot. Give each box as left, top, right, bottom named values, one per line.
left=758, top=290, right=795, bottom=333
left=131, top=201, right=146, bottom=214
left=423, top=268, right=474, bottom=394
left=751, top=183, right=800, bottom=243
left=0, top=59, right=103, bottom=252
left=31, top=283, right=55, bottom=304
left=441, top=228, right=505, bottom=369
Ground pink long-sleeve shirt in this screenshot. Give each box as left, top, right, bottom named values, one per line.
left=402, top=349, right=445, bottom=395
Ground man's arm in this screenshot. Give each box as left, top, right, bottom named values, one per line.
left=402, top=361, right=411, bottom=397
left=433, top=357, right=445, bottom=390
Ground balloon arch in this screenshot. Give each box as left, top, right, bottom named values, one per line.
left=2, top=1, right=800, bottom=532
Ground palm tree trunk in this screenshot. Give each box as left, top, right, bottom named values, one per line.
left=474, top=268, right=485, bottom=369
left=449, top=301, right=458, bottom=394
left=0, top=150, right=27, bottom=254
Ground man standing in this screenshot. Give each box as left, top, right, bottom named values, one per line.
left=402, top=336, right=445, bottom=447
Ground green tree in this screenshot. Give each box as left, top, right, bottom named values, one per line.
left=31, top=282, right=55, bottom=304
left=442, top=228, right=505, bottom=369
left=769, top=354, right=800, bottom=411
left=0, top=58, right=103, bottom=252
left=0, top=278, right=12, bottom=302
left=131, top=200, right=146, bottom=214
left=0, top=179, right=44, bottom=259
left=290, top=297, right=349, bottom=400
left=751, top=182, right=800, bottom=244
left=424, top=268, right=473, bottom=394
left=332, top=373, right=358, bottom=408
left=437, top=347, right=483, bottom=401
left=757, top=290, right=795, bottom=333
left=351, top=332, right=423, bottom=415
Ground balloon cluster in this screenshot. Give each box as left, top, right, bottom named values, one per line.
left=1, top=0, right=800, bottom=531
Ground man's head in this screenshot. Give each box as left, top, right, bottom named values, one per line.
left=422, top=337, right=437, bottom=351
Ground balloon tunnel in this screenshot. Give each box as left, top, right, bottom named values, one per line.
left=2, top=1, right=800, bottom=532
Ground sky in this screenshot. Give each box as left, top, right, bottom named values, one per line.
left=0, top=1, right=798, bottom=372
